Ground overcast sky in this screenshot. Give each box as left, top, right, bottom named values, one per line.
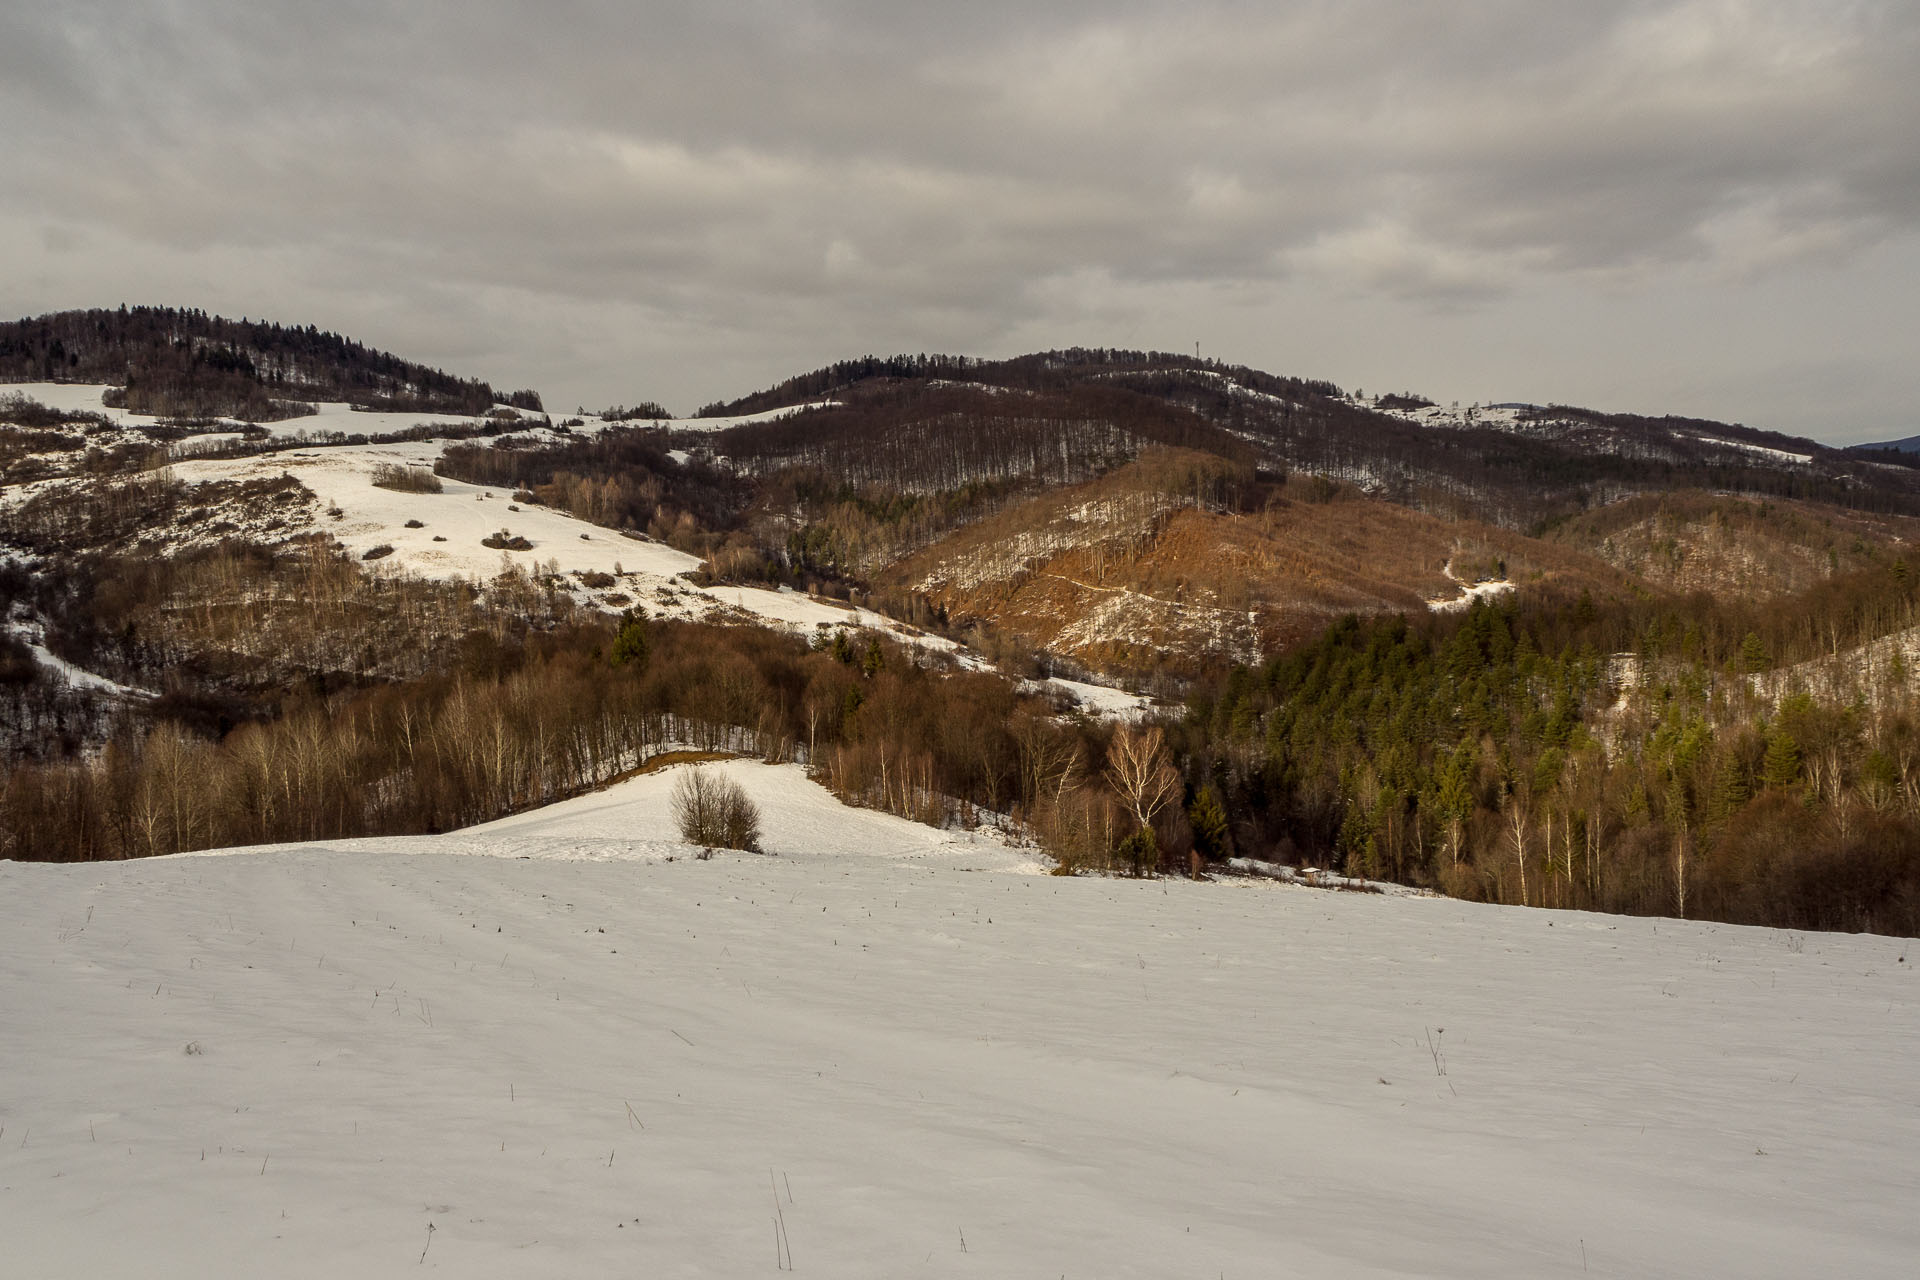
left=6, top=2, right=1917, bottom=440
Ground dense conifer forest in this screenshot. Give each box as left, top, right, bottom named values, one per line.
left=1179, top=578, right=1920, bottom=934
left=0, top=307, right=540, bottom=420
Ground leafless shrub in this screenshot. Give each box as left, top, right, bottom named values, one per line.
left=671, top=767, right=763, bottom=852
left=482, top=529, right=533, bottom=551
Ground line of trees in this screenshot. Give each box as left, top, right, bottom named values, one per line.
left=715, top=383, right=1257, bottom=495
left=695, top=347, right=1341, bottom=419
left=0, top=613, right=1167, bottom=867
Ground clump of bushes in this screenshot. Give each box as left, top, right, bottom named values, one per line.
left=482, top=529, right=533, bottom=550
left=361, top=545, right=395, bottom=561
left=670, top=767, right=762, bottom=852
left=370, top=463, right=443, bottom=494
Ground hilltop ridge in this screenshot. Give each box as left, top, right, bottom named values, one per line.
left=1, top=306, right=540, bottom=421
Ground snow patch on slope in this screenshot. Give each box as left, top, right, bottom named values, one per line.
left=5, top=621, right=155, bottom=699
left=665, top=401, right=839, bottom=434
left=1427, top=561, right=1515, bottom=612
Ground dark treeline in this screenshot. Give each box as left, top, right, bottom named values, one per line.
left=1178, top=559, right=1920, bottom=934
left=1844, top=443, right=1920, bottom=471
left=0, top=392, right=111, bottom=431
left=1136, top=369, right=1920, bottom=526
left=596, top=402, right=672, bottom=422
left=695, top=348, right=1920, bottom=531
left=696, top=347, right=1343, bottom=419
left=715, top=382, right=1259, bottom=493
left=1, top=306, right=539, bottom=420
left=160, top=414, right=549, bottom=467
left=697, top=353, right=996, bottom=416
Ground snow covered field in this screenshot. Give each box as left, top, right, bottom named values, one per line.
left=4, top=760, right=1915, bottom=1278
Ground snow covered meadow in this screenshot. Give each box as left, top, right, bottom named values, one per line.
left=2, top=383, right=950, bottom=647
left=3, top=760, right=1916, bottom=1278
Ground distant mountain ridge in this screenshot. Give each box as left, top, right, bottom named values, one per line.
left=1852, top=433, right=1920, bottom=456
left=0, top=306, right=540, bottom=422
left=700, top=347, right=1920, bottom=527
left=9, top=307, right=1918, bottom=673
left=10, top=310, right=1920, bottom=932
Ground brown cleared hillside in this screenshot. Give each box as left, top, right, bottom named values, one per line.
left=884, top=450, right=1636, bottom=675
left=1542, top=491, right=1920, bottom=600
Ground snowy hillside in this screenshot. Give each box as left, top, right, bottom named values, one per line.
left=164, top=441, right=937, bottom=642
left=1354, top=392, right=1819, bottom=467
left=1, top=382, right=940, bottom=645
left=3, top=761, right=1916, bottom=1278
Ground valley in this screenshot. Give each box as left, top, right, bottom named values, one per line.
left=6, top=311, right=1920, bottom=934
left=10, top=8, right=1916, bottom=1277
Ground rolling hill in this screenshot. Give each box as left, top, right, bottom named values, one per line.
left=5, top=758, right=1916, bottom=1278
left=0, top=307, right=541, bottom=421
left=10, top=309, right=1920, bottom=933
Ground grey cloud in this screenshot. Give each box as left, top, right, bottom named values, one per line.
left=3, top=2, right=1917, bottom=437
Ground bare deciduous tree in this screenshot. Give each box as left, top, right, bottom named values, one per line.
left=1105, top=724, right=1180, bottom=836
left=671, top=767, right=763, bottom=853
left=1504, top=792, right=1531, bottom=909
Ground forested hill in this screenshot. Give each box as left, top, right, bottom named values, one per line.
left=694, top=348, right=1340, bottom=419
left=699, top=347, right=1920, bottom=529
left=0, top=306, right=540, bottom=422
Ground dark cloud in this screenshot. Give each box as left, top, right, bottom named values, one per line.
left=4, top=2, right=1917, bottom=438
